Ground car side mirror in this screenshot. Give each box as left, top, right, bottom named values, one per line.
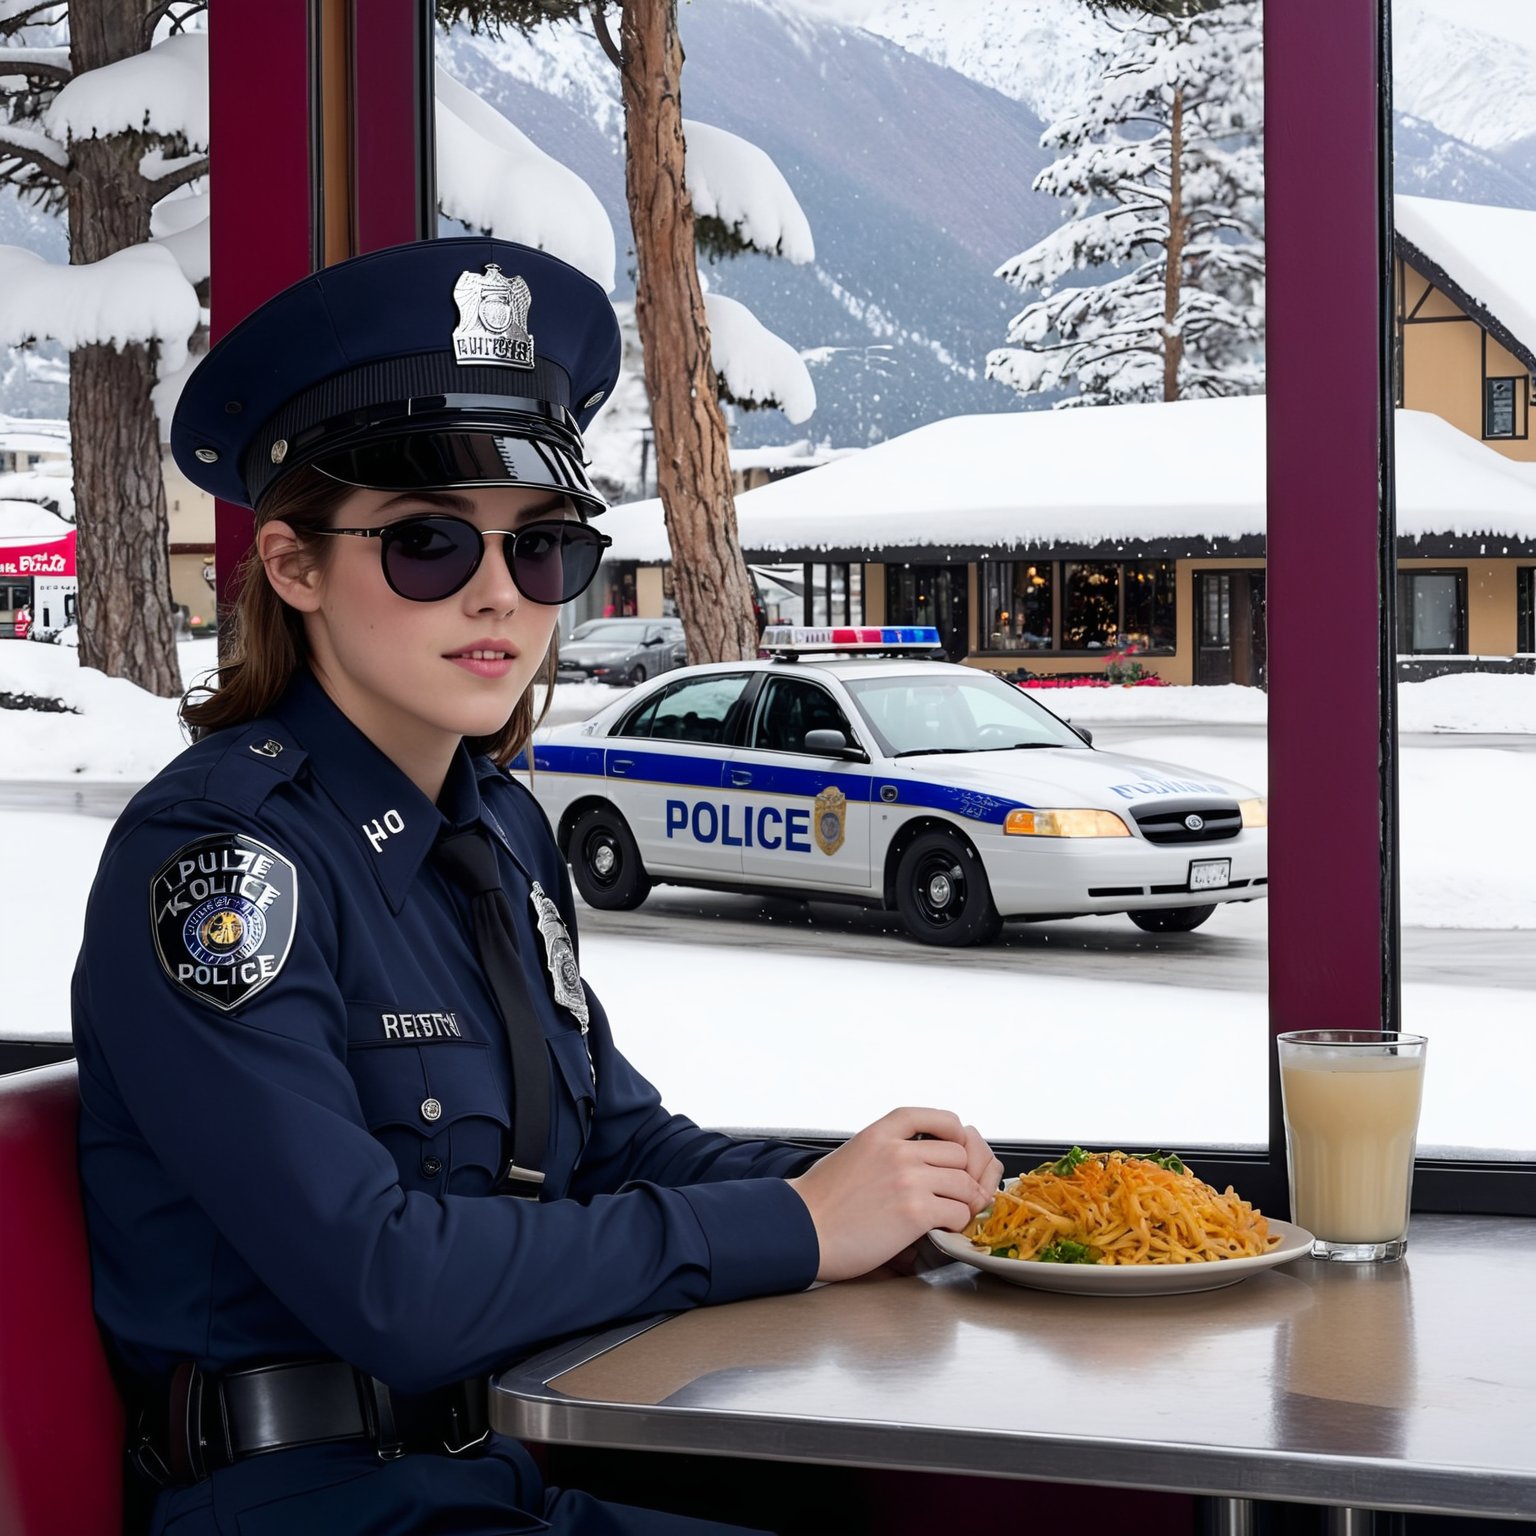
left=642, top=635, right=663, bottom=646
left=803, top=728, right=865, bottom=759
left=1068, top=722, right=1094, bottom=746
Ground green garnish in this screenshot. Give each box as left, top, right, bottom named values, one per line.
left=1141, top=1150, right=1188, bottom=1174
left=1041, top=1146, right=1090, bottom=1176
left=990, top=1245, right=1019, bottom=1259
left=1035, top=1239, right=1100, bottom=1264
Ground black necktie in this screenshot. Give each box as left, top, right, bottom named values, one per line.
left=432, top=827, right=549, bottom=1198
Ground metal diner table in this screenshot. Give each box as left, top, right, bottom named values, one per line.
left=492, top=1215, right=1536, bottom=1527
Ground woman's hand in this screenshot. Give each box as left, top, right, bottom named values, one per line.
left=787, top=1107, right=1004, bottom=1283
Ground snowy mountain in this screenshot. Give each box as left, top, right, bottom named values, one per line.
left=6, top=0, right=1536, bottom=448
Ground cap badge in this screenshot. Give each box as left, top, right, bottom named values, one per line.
left=452, top=263, right=534, bottom=370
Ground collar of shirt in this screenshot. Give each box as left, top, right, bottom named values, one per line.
left=271, top=668, right=487, bottom=912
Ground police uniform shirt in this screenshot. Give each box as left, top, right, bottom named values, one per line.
left=72, top=667, right=821, bottom=1531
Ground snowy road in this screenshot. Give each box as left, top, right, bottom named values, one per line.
left=577, top=884, right=1536, bottom=994
left=3, top=764, right=1533, bottom=995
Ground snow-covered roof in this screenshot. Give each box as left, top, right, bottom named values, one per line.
left=0, top=499, right=71, bottom=539
left=731, top=440, right=855, bottom=472
left=599, top=397, right=1536, bottom=561
left=1395, top=194, right=1536, bottom=363
left=0, top=420, right=68, bottom=457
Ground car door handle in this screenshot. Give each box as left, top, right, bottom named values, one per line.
left=729, top=770, right=752, bottom=787
left=611, top=758, right=634, bottom=776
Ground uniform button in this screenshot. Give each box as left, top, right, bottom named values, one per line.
left=420, top=1097, right=443, bottom=1123
left=422, top=1156, right=443, bottom=1177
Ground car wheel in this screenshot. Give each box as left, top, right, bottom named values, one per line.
left=1128, top=904, right=1217, bottom=934
left=894, top=829, right=1001, bottom=947
left=569, top=807, right=651, bottom=911
left=627, top=664, right=647, bottom=686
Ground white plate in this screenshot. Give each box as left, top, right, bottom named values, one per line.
left=927, top=1219, right=1314, bottom=1296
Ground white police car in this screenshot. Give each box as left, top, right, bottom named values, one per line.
left=520, top=628, right=1268, bottom=946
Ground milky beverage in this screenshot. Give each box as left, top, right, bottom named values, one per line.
left=1280, top=1053, right=1424, bottom=1243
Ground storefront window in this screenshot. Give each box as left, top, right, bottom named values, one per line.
left=1483, top=376, right=1518, bottom=439
left=1519, top=568, right=1534, bottom=655
left=1396, top=570, right=1465, bottom=655
left=806, top=563, right=861, bottom=626
left=982, top=561, right=1052, bottom=651
left=1121, top=561, right=1176, bottom=652
left=1062, top=561, right=1120, bottom=649
left=600, top=562, right=638, bottom=619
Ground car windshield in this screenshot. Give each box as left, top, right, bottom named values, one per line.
left=843, top=671, right=1088, bottom=757
left=571, top=620, right=651, bottom=642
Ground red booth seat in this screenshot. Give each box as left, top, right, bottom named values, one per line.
left=0, top=1061, right=124, bottom=1535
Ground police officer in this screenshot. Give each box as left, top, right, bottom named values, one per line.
left=72, top=237, right=1002, bottom=1536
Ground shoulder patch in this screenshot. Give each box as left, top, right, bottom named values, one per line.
left=149, top=833, right=298, bottom=1012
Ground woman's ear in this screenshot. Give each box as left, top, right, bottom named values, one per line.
left=258, top=520, right=324, bottom=613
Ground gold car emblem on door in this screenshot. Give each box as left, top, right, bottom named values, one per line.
left=813, top=786, right=846, bottom=856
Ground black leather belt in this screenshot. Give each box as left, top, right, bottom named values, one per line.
left=129, top=1359, right=490, bottom=1486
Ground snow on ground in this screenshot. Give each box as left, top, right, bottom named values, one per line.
left=1110, top=732, right=1536, bottom=929
left=8, top=892, right=1527, bottom=1159
left=581, top=938, right=1535, bottom=1160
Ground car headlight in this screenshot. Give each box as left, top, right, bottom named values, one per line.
left=1004, top=809, right=1131, bottom=838
left=1239, top=798, right=1268, bottom=829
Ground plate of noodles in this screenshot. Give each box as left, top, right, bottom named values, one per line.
left=929, top=1148, right=1312, bottom=1296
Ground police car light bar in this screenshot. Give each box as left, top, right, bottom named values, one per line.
left=761, top=625, right=944, bottom=655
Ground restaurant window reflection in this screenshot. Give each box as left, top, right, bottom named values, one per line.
left=1122, top=561, right=1177, bottom=651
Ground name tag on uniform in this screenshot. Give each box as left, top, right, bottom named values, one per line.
left=379, top=1010, right=462, bottom=1041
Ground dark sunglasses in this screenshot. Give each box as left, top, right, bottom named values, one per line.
left=311, top=515, right=611, bottom=605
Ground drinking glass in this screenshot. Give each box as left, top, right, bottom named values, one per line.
left=1277, top=1030, right=1428, bottom=1262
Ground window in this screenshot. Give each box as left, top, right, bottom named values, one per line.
left=805, top=563, right=862, bottom=627
left=982, top=561, right=1053, bottom=651
left=1519, top=568, right=1534, bottom=656
left=1061, top=562, right=1120, bottom=649
left=1396, top=570, right=1465, bottom=655
left=1483, top=376, right=1519, bottom=439
left=751, top=677, right=856, bottom=754
left=1121, top=561, right=1177, bottom=652
left=643, top=674, right=751, bottom=744
left=844, top=672, right=1084, bottom=758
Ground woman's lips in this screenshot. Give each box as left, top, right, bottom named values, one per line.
left=448, top=655, right=514, bottom=679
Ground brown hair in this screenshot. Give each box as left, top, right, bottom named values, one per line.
left=179, top=466, right=558, bottom=766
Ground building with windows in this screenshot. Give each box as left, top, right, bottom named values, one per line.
left=602, top=194, right=1536, bottom=682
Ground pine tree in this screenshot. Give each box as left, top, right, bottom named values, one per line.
left=987, top=0, right=1264, bottom=409
left=1, top=0, right=206, bottom=695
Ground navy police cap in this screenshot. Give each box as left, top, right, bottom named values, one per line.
left=171, top=238, right=621, bottom=516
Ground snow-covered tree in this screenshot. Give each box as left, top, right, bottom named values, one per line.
left=987, top=0, right=1264, bottom=409
left=0, top=1, right=205, bottom=695
left=440, top=0, right=817, bottom=665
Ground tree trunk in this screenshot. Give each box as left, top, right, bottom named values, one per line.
left=1162, top=82, right=1185, bottom=404
left=65, top=0, right=181, bottom=696
left=618, top=0, right=758, bottom=664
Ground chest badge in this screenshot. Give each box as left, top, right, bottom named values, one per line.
left=529, top=880, right=588, bottom=1031
left=150, top=833, right=298, bottom=1012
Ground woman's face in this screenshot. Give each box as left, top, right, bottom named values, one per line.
left=288, top=483, right=573, bottom=752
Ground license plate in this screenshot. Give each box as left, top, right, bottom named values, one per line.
left=1189, top=859, right=1231, bottom=891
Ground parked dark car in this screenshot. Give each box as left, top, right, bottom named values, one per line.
left=557, top=617, right=687, bottom=686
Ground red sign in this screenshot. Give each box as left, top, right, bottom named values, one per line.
left=0, top=529, right=76, bottom=578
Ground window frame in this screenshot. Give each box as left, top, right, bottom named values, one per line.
left=1517, top=567, right=1534, bottom=656
left=185, top=0, right=1523, bottom=1220
left=747, top=675, right=860, bottom=757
